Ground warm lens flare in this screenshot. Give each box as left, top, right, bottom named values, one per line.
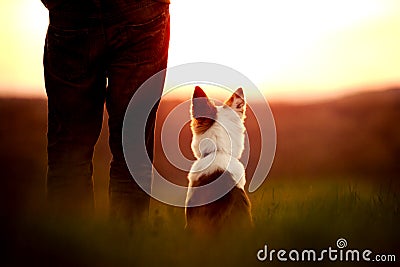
left=1, top=0, right=399, bottom=101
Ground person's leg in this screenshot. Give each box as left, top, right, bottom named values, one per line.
left=104, top=1, right=170, bottom=224
left=44, top=8, right=107, bottom=216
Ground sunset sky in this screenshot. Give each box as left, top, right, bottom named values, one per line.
left=0, top=0, right=399, bottom=101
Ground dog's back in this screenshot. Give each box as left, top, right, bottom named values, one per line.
left=186, top=170, right=252, bottom=234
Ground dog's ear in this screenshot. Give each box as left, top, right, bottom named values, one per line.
left=191, top=86, right=217, bottom=134
left=191, top=86, right=217, bottom=120
left=225, top=88, right=246, bottom=119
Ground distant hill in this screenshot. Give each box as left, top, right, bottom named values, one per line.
left=269, top=88, right=400, bottom=179
left=0, top=88, right=399, bottom=217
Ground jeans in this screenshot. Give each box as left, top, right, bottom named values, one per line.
left=43, top=0, right=170, bottom=222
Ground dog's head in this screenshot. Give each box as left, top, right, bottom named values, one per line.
left=190, top=86, right=246, bottom=159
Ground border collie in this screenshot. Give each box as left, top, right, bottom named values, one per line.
left=185, top=86, right=252, bottom=234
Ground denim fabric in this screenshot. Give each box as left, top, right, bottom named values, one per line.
left=41, top=0, right=170, bottom=11
left=44, top=0, right=170, bottom=221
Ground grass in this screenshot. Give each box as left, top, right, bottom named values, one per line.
left=1, top=94, right=399, bottom=266
left=6, top=176, right=399, bottom=267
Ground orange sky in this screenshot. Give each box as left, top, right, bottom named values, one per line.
left=0, top=0, right=399, bottom=101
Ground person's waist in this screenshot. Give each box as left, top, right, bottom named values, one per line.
left=47, top=0, right=170, bottom=11
left=49, top=0, right=169, bottom=28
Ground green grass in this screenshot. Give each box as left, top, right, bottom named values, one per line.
left=8, top=176, right=399, bottom=267
left=2, top=94, right=399, bottom=266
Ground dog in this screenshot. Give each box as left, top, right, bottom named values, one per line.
left=185, top=86, right=252, bottom=234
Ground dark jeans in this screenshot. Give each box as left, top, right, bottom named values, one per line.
left=43, top=0, right=170, bottom=221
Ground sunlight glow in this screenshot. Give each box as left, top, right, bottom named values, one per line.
left=168, top=0, right=400, bottom=101
left=0, top=0, right=399, bottom=101
left=0, top=0, right=48, bottom=96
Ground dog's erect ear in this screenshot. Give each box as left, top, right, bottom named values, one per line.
left=225, top=88, right=246, bottom=118
left=191, top=86, right=217, bottom=120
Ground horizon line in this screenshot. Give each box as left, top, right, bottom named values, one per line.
left=0, top=85, right=399, bottom=105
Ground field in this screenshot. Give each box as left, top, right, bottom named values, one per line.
left=1, top=89, right=399, bottom=266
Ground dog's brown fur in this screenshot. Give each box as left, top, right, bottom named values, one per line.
left=190, top=118, right=215, bottom=135
left=186, top=170, right=252, bottom=234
